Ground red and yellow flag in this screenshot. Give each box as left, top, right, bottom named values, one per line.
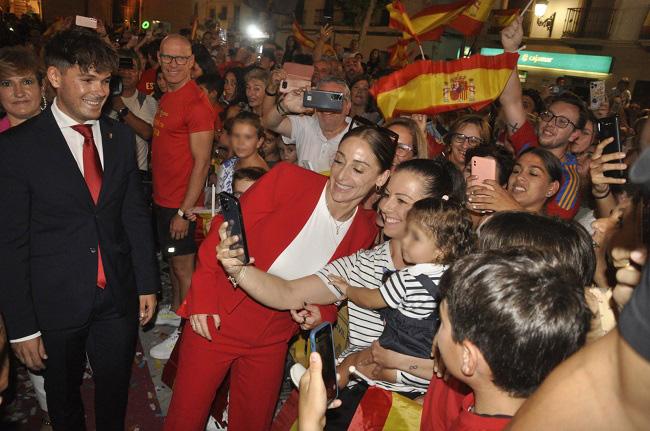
left=447, top=0, right=496, bottom=36
left=292, top=20, right=316, bottom=49
left=387, top=0, right=474, bottom=42
left=370, top=52, right=519, bottom=119
left=490, top=8, right=520, bottom=30
left=388, top=40, right=412, bottom=68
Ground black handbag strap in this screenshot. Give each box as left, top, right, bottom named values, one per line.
left=413, top=273, right=439, bottom=299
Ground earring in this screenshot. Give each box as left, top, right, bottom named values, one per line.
left=375, top=185, right=381, bottom=193
left=40, top=94, right=47, bottom=111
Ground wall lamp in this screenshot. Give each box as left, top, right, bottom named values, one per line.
left=535, top=0, right=555, bottom=37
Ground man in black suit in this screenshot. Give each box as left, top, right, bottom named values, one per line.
left=0, top=28, right=159, bottom=430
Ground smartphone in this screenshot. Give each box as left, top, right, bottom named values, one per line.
left=109, top=75, right=123, bottom=97
left=303, top=90, right=344, bottom=112
left=596, top=116, right=625, bottom=179
left=218, top=192, right=250, bottom=264
left=75, top=15, right=98, bottom=29
left=118, top=57, right=135, bottom=70
left=309, top=322, right=338, bottom=404
left=589, top=81, right=606, bottom=110
left=280, top=62, right=314, bottom=94
left=470, top=156, right=497, bottom=185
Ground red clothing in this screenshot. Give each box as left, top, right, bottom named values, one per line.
left=137, top=67, right=157, bottom=95
left=421, top=376, right=471, bottom=431
left=168, top=163, right=378, bottom=430
left=449, top=394, right=512, bottom=431
left=151, top=80, right=214, bottom=208
left=508, top=120, right=581, bottom=220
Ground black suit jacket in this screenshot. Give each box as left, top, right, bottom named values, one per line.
left=0, top=108, right=159, bottom=339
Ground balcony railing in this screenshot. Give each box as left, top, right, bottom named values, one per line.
left=563, top=7, right=615, bottom=39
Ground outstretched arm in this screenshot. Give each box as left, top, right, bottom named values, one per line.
left=327, top=275, right=388, bottom=309
left=499, top=16, right=527, bottom=137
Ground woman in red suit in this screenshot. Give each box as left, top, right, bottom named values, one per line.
left=164, top=126, right=395, bottom=431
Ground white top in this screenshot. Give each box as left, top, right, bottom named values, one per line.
left=120, top=90, right=158, bottom=171
left=11, top=98, right=104, bottom=344
left=268, top=186, right=356, bottom=280
left=316, top=241, right=430, bottom=392
left=380, top=263, right=446, bottom=320
left=288, top=115, right=351, bottom=173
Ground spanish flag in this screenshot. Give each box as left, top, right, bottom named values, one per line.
left=370, top=52, right=519, bottom=119
left=292, top=20, right=316, bottom=49
left=447, top=0, right=496, bottom=36
left=388, top=39, right=412, bottom=68
left=387, top=0, right=474, bottom=42
left=490, top=8, right=520, bottom=30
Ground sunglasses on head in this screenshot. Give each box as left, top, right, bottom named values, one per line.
left=348, top=115, right=399, bottom=147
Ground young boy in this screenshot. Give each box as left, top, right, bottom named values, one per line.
left=421, top=248, right=591, bottom=430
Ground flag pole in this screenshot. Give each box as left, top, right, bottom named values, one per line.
left=521, top=0, right=535, bottom=16
left=417, top=41, right=425, bottom=60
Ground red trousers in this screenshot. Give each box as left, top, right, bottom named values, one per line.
left=163, top=321, right=289, bottom=431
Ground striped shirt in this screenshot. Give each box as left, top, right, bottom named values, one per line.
left=316, top=241, right=430, bottom=393
left=380, top=263, right=446, bottom=319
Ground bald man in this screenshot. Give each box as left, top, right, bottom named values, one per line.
left=149, top=34, right=214, bottom=359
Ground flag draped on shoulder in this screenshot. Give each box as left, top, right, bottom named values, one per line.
left=447, top=0, right=496, bottom=36
left=370, top=52, right=519, bottom=119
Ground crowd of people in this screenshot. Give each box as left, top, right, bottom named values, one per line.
left=0, top=9, right=649, bottom=431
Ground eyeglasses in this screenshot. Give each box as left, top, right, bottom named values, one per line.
left=451, top=133, right=483, bottom=147
left=539, top=111, right=577, bottom=129
left=159, top=54, right=192, bottom=65
left=348, top=115, right=400, bottom=148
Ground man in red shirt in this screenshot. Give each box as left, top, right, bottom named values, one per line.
left=137, top=39, right=160, bottom=95
left=499, top=17, right=587, bottom=219
left=150, top=34, right=214, bottom=360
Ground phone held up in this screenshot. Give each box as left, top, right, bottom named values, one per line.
left=309, top=322, right=339, bottom=404
left=596, top=115, right=625, bottom=179
left=75, top=15, right=98, bottom=29
left=303, top=90, right=344, bottom=112
left=470, top=156, right=497, bottom=186
left=218, top=192, right=250, bottom=264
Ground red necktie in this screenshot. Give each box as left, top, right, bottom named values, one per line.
left=71, top=124, right=106, bottom=289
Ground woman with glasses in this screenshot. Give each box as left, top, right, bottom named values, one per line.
left=466, top=147, right=562, bottom=216
left=386, top=117, right=429, bottom=169
left=442, top=114, right=491, bottom=171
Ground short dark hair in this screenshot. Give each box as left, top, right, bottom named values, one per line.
left=522, top=88, right=545, bottom=114
left=440, top=248, right=590, bottom=397
left=517, top=147, right=563, bottom=185
left=478, top=211, right=595, bottom=287
left=464, top=145, right=515, bottom=187
left=231, top=111, right=264, bottom=139
left=192, top=43, right=218, bottom=76
left=395, top=158, right=466, bottom=203
left=117, top=48, right=141, bottom=70
left=548, top=91, right=589, bottom=130
left=196, top=73, right=224, bottom=98
left=407, top=197, right=475, bottom=265
left=340, top=126, right=395, bottom=172
left=233, top=167, right=267, bottom=184
left=44, top=28, right=117, bottom=74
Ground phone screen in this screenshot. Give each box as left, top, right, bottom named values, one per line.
left=596, top=116, right=625, bottom=179
left=309, top=323, right=338, bottom=403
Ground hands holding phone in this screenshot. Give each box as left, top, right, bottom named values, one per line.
left=590, top=137, right=627, bottom=195
left=298, top=352, right=342, bottom=431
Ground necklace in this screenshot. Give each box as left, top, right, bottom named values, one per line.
left=333, top=218, right=345, bottom=235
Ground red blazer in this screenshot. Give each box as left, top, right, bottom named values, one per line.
left=178, top=162, right=378, bottom=345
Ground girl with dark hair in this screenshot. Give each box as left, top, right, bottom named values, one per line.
left=467, top=147, right=562, bottom=215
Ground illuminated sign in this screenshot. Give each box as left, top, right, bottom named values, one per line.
left=481, top=48, right=612, bottom=75
left=141, top=20, right=150, bottom=29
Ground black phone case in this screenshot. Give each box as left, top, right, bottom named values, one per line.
left=596, top=115, right=625, bottom=179
left=303, top=90, right=344, bottom=112
left=218, top=192, right=250, bottom=264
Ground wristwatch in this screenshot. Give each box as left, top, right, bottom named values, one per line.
left=118, top=107, right=129, bottom=119
left=177, top=208, right=190, bottom=220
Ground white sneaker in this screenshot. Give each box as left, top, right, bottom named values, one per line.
left=205, top=415, right=226, bottom=430
left=149, top=329, right=180, bottom=360
left=154, top=305, right=182, bottom=326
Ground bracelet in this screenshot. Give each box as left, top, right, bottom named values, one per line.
left=276, top=102, right=288, bottom=116
left=593, top=188, right=611, bottom=200
left=265, top=87, right=278, bottom=97
left=227, top=265, right=248, bottom=288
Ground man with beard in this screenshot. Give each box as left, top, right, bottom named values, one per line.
left=499, top=16, right=588, bottom=219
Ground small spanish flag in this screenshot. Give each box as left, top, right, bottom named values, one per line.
left=387, top=0, right=474, bottom=42
left=447, top=0, right=496, bottom=36
left=387, top=1, right=420, bottom=42
left=388, top=39, right=412, bottom=68
left=490, top=8, right=520, bottom=30
left=370, top=52, right=519, bottom=119
left=292, top=20, right=316, bottom=50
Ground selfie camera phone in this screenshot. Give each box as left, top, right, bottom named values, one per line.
left=218, top=192, right=250, bottom=264
left=309, top=322, right=339, bottom=404
left=470, top=156, right=497, bottom=185
left=75, top=15, right=98, bottom=29
left=303, top=90, right=344, bottom=112
left=596, top=115, right=625, bottom=179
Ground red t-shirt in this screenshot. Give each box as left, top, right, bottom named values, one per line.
left=152, top=80, right=214, bottom=208
left=508, top=121, right=581, bottom=220
left=420, top=376, right=470, bottom=431
left=449, top=394, right=512, bottom=431
left=137, top=67, right=158, bottom=95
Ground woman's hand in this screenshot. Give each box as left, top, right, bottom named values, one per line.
left=269, top=68, right=287, bottom=92
left=590, top=137, right=627, bottom=195
left=298, top=352, right=342, bottom=431
left=216, top=221, right=255, bottom=276
left=466, top=179, right=523, bottom=213
left=291, top=304, right=323, bottom=330
left=319, top=24, right=333, bottom=42
left=411, top=114, right=428, bottom=135
left=189, top=314, right=221, bottom=341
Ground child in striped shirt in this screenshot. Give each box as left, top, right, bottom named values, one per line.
left=329, top=196, right=475, bottom=360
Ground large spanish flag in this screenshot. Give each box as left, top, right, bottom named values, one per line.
left=370, top=52, right=519, bottom=119
left=447, top=0, right=496, bottom=36
left=388, top=0, right=474, bottom=42
left=490, top=8, right=520, bottom=30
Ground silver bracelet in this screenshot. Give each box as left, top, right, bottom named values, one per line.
left=227, top=266, right=248, bottom=288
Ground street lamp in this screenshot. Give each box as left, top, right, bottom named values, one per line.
left=535, top=0, right=555, bottom=37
